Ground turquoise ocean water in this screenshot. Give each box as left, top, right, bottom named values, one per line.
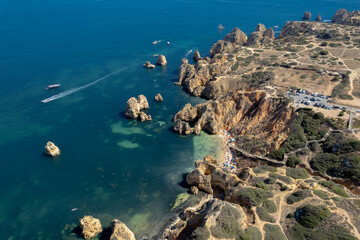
left=0, top=0, right=359, bottom=239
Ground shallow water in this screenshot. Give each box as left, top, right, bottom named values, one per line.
left=0, top=0, right=359, bottom=239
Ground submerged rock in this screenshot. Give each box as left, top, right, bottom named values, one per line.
left=110, top=219, right=136, bottom=240
left=139, top=112, right=152, bottom=121
left=79, top=216, right=102, bottom=239
left=303, top=11, right=311, bottom=20
left=155, top=93, right=163, bottom=102
left=156, top=55, right=167, bottom=66
left=143, top=61, right=155, bottom=69
left=44, top=141, right=60, bottom=157
left=125, top=95, right=151, bottom=121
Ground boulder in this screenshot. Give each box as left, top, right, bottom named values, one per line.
left=125, top=95, right=150, bottom=120
left=156, top=55, right=167, bottom=66
left=223, top=27, right=248, bottom=45
left=155, top=93, right=163, bottom=102
left=303, top=11, right=311, bottom=21
left=110, top=219, right=136, bottom=240
left=44, top=141, right=60, bottom=157
left=139, top=112, right=152, bottom=121
left=263, top=28, right=275, bottom=40
left=316, top=14, right=322, bottom=21
left=193, top=50, right=201, bottom=61
left=256, top=23, right=266, bottom=32
left=143, top=61, right=155, bottom=69
left=190, top=186, right=199, bottom=195
left=79, top=216, right=102, bottom=239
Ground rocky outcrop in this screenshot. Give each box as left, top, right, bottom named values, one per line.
left=246, top=31, right=263, bottom=46
left=190, top=186, right=198, bottom=194
left=176, top=57, right=229, bottom=96
left=174, top=91, right=294, bottom=152
left=156, top=55, right=167, bottom=66
left=143, top=61, right=155, bottom=69
left=155, top=93, right=163, bottom=102
left=278, top=21, right=314, bottom=39
left=210, top=27, right=247, bottom=57
left=316, top=14, right=322, bottom=21
left=256, top=23, right=266, bottom=32
left=263, top=28, right=275, bottom=40
left=79, top=216, right=102, bottom=239
left=44, top=141, right=60, bottom=157
left=110, top=219, right=136, bottom=240
left=186, top=160, right=241, bottom=194
left=125, top=95, right=151, bottom=121
left=193, top=50, right=201, bottom=61
left=332, top=9, right=360, bottom=26
left=302, top=11, right=311, bottom=20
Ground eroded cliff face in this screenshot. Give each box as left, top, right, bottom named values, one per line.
left=332, top=9, right=360, bottom=26
left=174, top=91, right=294, bottom=153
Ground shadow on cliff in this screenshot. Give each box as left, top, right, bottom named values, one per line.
left=99, top=227, right=112, bottom=240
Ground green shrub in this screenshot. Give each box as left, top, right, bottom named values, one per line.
left=269, top=173, right=293, bottom=184
left=286, top=168, right=310, bottom=179
left=319, top=50, right=329, bottom=55
left=320, top=42, right=328, bottom=46
left=313, top=190, right=329, bottom=199
left=262, top=200, right=277, bottom=213
left=256, top=207, right=275, bottom=223
left=287, top=190, right=312, bottom=204
left=286, top=155, right=302, bottom=167
left=254, top=182, right=270, bottom=191
left=210, top=204, right=243, bottom=238
left=244, top=227, right=262, bottom=240
left=237, top=188, right=273, bottom=206
left=253, top=165, right=277, bottom=174
left=191, top=227, right=210, bottom=240
left=320, top=181, right=349, bottom=197
left=295, top=204, right=330, bottom=228
left=263, top=224, right=287, bottom=240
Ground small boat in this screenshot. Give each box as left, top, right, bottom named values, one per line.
left=274, top=25, right=279, bottom=29
left=167, top=41, right=170, bottom=45
left=71, top=208, right=79, bottom=212
left=46, top=84, right=61, bottom=90
left=218, top=24, right=225, bottom=30
left=152, top=41, right=158, bottom=45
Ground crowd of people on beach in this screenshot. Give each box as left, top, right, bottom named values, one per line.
left=218, top=130, right=238, bottom=172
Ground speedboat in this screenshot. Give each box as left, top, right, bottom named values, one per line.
left=218, top=24, right=224, bottom=29
left=46, top=84, right=61, bottom=90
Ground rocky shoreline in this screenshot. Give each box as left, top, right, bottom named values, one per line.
left=74, top=8, right=360, bottom=240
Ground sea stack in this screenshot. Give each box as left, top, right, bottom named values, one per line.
left=143, top=61, right=156, bottom=69
left=110, top=219, right=136, bottom=240
left=255, top=23, right=266, bottom=32
left=155, top=93, right=164, bottom=102
left=125, top=95, right=151, bottom=121
left=316, top=14, right=322, bottom=21
left=193, top=50, right=201, bottom=61
left=79, top=216, right=102, bottom=240
left=44, top=141, right=60, bottom=157
left=303, top=11, right=311, bottom=20
left=156, top=55, right=167, bottom=66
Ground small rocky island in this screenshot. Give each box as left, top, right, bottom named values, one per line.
left=125, top=94, right=152, bottom=121
left=44, top=141, right=60, bottom=157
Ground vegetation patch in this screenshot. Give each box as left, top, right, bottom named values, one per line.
left=286, top=168, right=310, bottom=179
left=269, top=173, right=293, bottom=184
left=210, top=204, right=243, bottom=238
left=263, top=224, right=287, bottom=240
left=286, top=155, right=301, bottom=167
left=290, top=223, right=356, bottom=240
left=237, top=187, right=273, bottom=206
left=191, top=226, right=210, bottom=240
left=243, top=226, right=262, bottom=240
left=262, top=200, right=277, bottom=213
left=256, top=207, right=275, bottom=223
left=295, top=204, right=330, bottom=228
left=286, top=190, right=313, bottom=204
left=312, top=190, right=329, bottom=200
left=253, top=165, right=277, bottom=174
left=320, top=181, right=349, bottom=197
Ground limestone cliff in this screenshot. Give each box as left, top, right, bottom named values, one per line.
left=174, top=91, right=294, bottom=153
left=332, top=9, right=360, bottom=26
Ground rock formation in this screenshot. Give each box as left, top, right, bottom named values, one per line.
left=143, top=61, right=155, bottom=69
left=256, top=23, right=266, bottom=32
left=44, top=141, right=60, bottom=157
left=156, top=55, right=167, bottom=66
left=263, top=28, right=275, bottom=40
left=79, top=216, right=102, bottom=240
left=154, top=93, right=163, bottom=102
left=246, top=31, right=263, bottom=46
left=302, top=11, right=311, bottom=20
left=190, top=186, right=198, bottom=194
left=174, top=91, right=294, bottom=152
left=316, top=14, right=322, bottom=21
left=223, top=27, right=248, bottom=45
left=125, top=95, right=151, bottom=121
left=209, top=27, right=247, bottom=57
left=186, top=160, right=241, bottom=194
left=110, top=219, right=136, bottom=240
left=332, top=9, right=360, bottom=26
left=193, top=50, right=201, bottom=61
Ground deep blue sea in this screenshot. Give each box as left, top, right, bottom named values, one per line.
left=0, top=0, right=359, bottom=239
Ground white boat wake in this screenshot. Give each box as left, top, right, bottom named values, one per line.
left=41, top=69, right=123, bottom=103
left=185, top=50, right=193, bottom=58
